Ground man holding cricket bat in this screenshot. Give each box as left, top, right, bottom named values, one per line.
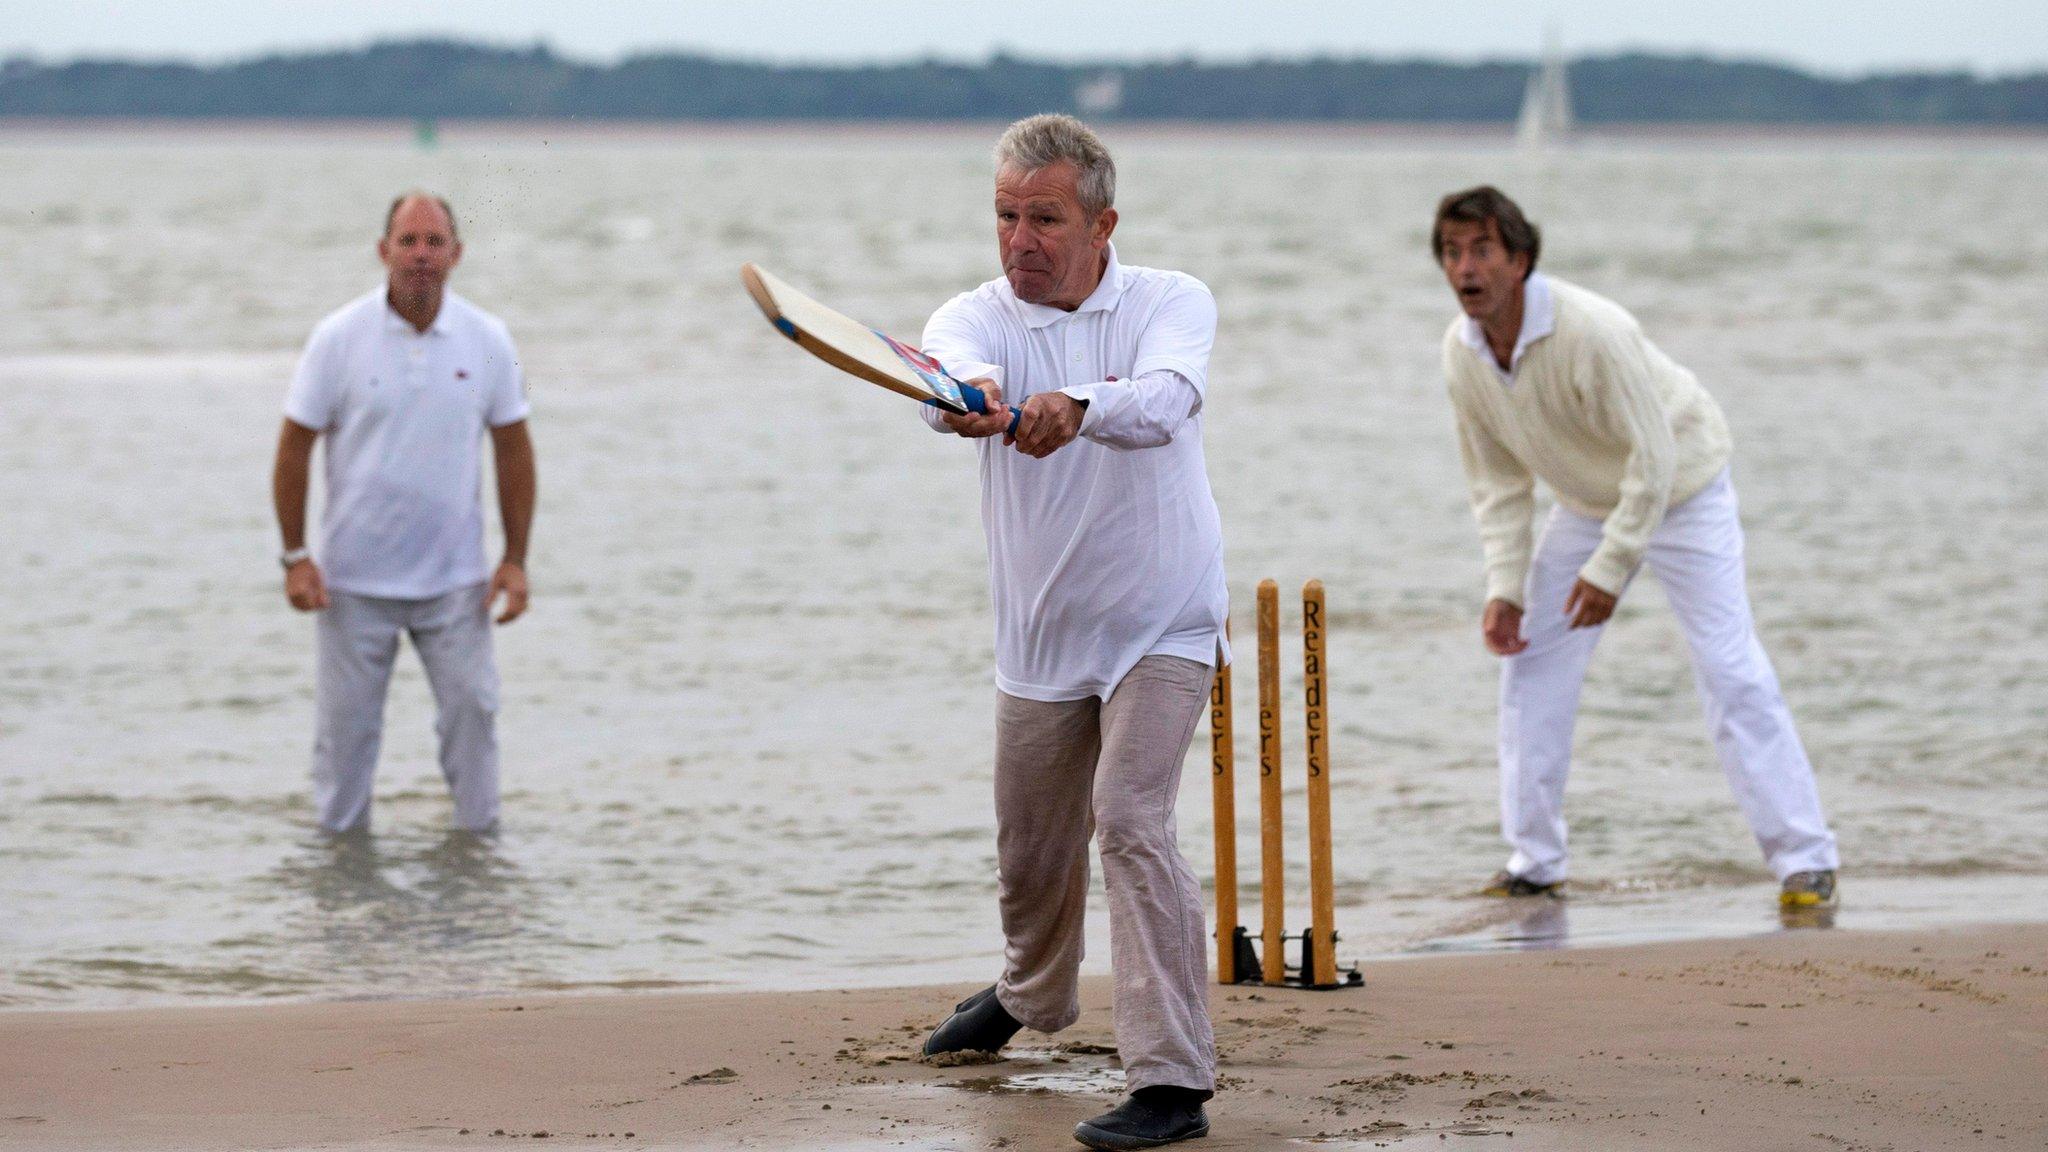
left=915, top=114, right=1225, bottom=1150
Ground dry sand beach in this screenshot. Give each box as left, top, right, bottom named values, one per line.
left=5, top=922, right=2043, bottom=1150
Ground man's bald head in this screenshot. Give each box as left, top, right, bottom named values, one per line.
left=384, top=192, right=459, bottom=242
left=378, top=192, right=463, bottom=322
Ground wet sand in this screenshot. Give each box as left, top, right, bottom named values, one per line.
left=4, top=922, right=2042, bottom=1150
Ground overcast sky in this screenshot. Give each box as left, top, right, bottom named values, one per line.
left=5, top=1, right=2046, bottom=76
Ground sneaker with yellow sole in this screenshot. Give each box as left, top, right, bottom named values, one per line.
left=1778, top=870, right=1838, bottom=908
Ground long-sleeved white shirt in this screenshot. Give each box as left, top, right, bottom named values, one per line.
left=921, top=244, right=1229, bottom=701
left=1443, top=274, right=1733, bottom=605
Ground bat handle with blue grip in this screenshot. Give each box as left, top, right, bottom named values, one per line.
left=956, top=383, right=1023, bottom=437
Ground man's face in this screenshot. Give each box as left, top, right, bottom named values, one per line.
left=378, top=197, right=461, bottom=297
left=1438, top=217, right=1529, bottom=325
left=996, top=160, right=1116, bottom=309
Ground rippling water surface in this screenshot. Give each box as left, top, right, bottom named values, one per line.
left=2, top=125, right=2044, bottom=1007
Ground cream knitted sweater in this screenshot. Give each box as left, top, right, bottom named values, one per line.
left=1442, top=276, right=1732, bottom=606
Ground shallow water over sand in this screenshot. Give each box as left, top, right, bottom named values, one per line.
left=1, top=125, right=2043, bottom=1007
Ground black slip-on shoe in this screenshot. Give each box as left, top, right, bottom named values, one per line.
left=1074, top=1089, right=1211, bottom=1150
left=922, top=984, right=1023, bottom=1057
left=1480, top=869, right=1566, bottom=898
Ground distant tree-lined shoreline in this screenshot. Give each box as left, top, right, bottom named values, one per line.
left=2, top=40, right=2043, bottom=124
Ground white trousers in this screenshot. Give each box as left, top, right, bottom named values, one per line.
left=1499, top=472, right=1838, bottom=885
left=314, top=583, right=501, bottom=833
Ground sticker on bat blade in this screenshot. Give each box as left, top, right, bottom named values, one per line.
left=873, top=329, right=966, bottom=408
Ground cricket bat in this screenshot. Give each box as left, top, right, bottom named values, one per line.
left=741, top=263, right=1021, bottom=435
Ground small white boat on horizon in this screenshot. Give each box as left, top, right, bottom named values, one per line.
left=1517, top=30, right=1574, bottom=151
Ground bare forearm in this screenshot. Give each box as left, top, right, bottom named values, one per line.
left=493, top=428, right=536, bottom=567
left=272, top=421, right=317, bottom=550
left=273, top=465, right=308, bottom=549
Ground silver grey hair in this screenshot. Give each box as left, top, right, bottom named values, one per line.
left=994, top=114, right=1116, bottom=217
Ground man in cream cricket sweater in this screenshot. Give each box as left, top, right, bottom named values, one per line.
left=1432, top=185, right=1840, bottom=909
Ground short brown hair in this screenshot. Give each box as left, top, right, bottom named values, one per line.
left=1431, top=185, right=1539, bottom=279
left=383, top=192, right=459, bottom=241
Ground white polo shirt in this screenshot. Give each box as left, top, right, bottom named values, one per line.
left=284, top=288, right=530, bottom=600
left=921, top=245, right=1229, bottom=702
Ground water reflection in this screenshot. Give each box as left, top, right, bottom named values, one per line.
left=1777, top=901, right=1838, bottom=932
left=1493, top=897, right=1571, bottom=950
left=1406, top=894, right=1574, bottom=955
left=269, top=829, right=547, bottom=992
left=1408, top=881, right=1856, bottom=959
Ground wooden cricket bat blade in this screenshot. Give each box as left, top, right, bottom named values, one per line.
left=739, top=262, right=1018, bottom=431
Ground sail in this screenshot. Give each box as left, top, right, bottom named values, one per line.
left=1516, top=31, right=1574, bottom=151
left=1074, top=71, right=1124, bottom=116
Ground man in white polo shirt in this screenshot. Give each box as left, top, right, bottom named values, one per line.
left=271, top=192, right=536, bottom=835
left=912, top=115, right=1223, bottom=1151
left=1433, top=185, right=1839, bottom=910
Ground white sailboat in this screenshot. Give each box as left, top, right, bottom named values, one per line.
left=1516, top=30, right=1574, bottom=151
left=1074, top=71, right=1124, bottom=117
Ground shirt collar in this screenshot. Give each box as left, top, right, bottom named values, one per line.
left=380, top=288, right=454, bottom=336
left=1010, top=244, right=1127, bottom=329
left=1458, top=272, right=1555, bottom=382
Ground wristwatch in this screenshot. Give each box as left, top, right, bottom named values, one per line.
left=279, top=546, right=312, bottom=570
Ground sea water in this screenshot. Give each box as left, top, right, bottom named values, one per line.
left=1, top=124, right=2043, bottom=1006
